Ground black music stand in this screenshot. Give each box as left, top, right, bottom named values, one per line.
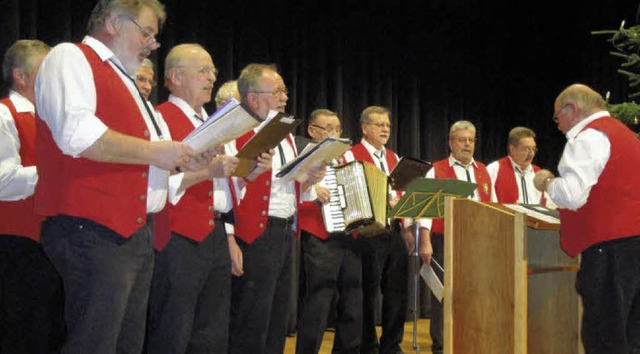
left=389, top=177, right=477, bottom=354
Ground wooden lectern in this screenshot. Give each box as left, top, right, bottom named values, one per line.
left=443, top=197, right=583, bottom=354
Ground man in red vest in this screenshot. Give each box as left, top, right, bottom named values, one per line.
left=0, top=39, right=65, bottom=354
left=416, top=120, right=493, bottom=354
left=146, top=43, right=244, bottom=354
left=296, top=109, right=363, bottom=353
left=486, top=126, right=548, bottom=206
left=227, top=63, right=322, bottom=354
left=33, top=1, right=196, bottom=352
left=343, top=105, right=409, bottom=354
left=534, top=83, right=640, bottom=354
left=135, top=58, right=155, bottom=102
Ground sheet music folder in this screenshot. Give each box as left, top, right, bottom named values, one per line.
left=275, top=137, right=352, bottom=182
left=232, top=112, right=303, bottom=177
left=181, top=98, right=262, bottom=154
left=388, top=156, right=432, bottom=191
left=389, top=178, right=477, bottom=219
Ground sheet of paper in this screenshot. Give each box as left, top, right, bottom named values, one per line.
left=275, top=137, right=352, bottom=182
left=420, top=264, right=443, bottom=303
left=502, top=204, right=561, bottom=224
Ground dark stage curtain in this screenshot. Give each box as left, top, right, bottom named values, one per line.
left=1, top=0, right=638, bottom=169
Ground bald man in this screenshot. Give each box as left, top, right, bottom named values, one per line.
left=534, top=83, right=640, bottom=354
left=146, top=43, right=239, bottom=354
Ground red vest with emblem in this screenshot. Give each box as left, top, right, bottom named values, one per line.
left=0, top=98, right=44, bottom=241
left=494, top=157, right=546, bottom=205
left=156, top=102, right=215, bottom=244
left=34, top=43, right=149, bottom=237
left=558, top=117, right=640, bottom=257
left=231, top=131, right=300, bottom=244
left=430, top=158, right=492, bottom=235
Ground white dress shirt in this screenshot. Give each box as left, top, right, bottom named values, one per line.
left=35, top=35, right=179, bottom=213
left=0, top=90, right=38, bottom=200
left=547, top=111, right=611, bottom=211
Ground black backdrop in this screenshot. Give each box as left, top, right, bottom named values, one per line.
left=1, top=0, right=638, bottom=171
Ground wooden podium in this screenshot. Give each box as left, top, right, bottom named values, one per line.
left=443, top=197, right=583, bottom=354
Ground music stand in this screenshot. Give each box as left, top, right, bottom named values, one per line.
left=389, top=177, right=477, bottom=354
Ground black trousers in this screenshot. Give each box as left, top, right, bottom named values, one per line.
left=41, top=215, right=154, bottom=354
left=296, top=231, right=362, bottom=354
left=0, top=234, right=65, bottom=354
left=428, top=233, right=444, bottom=354
left=146, top=220, right=230, bottom=354
left=229, top=221, right=293, bottom=354
left=360, top=226, right=408, bottom=354
left=577, top=235, right=640, bottom=354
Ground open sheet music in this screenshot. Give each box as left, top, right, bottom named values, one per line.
left=389, top=156, right=432, bottom=191
left=420, top=262, right=443, bottom=303
left=275, top=137, right=352, bottom=182
left=232, top=112, right=303, bottom=177
left=181, top=98, right=262, bottom=153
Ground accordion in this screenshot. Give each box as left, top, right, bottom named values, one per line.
left=319, top=160, right=389, bottom=237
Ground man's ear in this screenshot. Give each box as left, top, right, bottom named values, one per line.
left=12, top=67, right=26, bottom=86
left=104, top=13, right=121, bottom=36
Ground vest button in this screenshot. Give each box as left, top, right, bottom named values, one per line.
left=262, top=196, right=268, bottom=201
left=208, top=205, right=214, bottom=211
left=142, top=172, right=148, bottom=178
left=209, top=219, right=214, bottom=226
left=265, top=181, right=270, bottom=186
left=261, top=210, right=266, bottom=216
left=259, top=223, right=264, bottom=229
left=136, top=217, right=144, bottom=224
left=139, top=195, right=146, bottom=200
left=143, top=130, right=150, bottom=137
left=208, top=190, right=213, bottom=197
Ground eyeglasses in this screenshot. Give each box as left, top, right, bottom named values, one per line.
left=553, top=104, right=569, bottom=123
left=451, top=137, right=476, bottom=144
left=125, top=16, right=160, bottom=50
left=311, top=124, right=342, bottom=134
left=516, top=146, right=538, bottom=154
left=177, top=66, right=218, bottom=77
left=251, top=87, right=289, bottom=97
left=135, top=75, right=155, bottom=86
left=366, top=122, right=391, bottom=129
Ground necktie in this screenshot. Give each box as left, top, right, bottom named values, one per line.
left=517, top=168, right=529, bottom=204
left=276, top=142, right=286, bottom=167
left=375, top=151, right=387, bottom=174
left=455, top=162, right=474, bottom=197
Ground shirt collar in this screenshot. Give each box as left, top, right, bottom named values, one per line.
left=8, top=90, right=34, bottom=113
left=448, top=154, right=476, bottom=168
left=82, top=35, right=121, bottom=66
left=168, top=94, right=207, bottom=120
left=508, top=156, right=533, bottom=174
left=566, top=110, right=610, bottom=139
left=360, top=138, right=386, bottom=157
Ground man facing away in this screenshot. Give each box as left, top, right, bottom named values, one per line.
left=534, top=83, right=640, bottom=354
left=0, top=38, right=66, bottom=354
left=487, top=126, right=548, bottom=206
left=33, top=0, right=195, bottom=352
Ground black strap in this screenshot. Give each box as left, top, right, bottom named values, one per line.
left=194, top=114, right=204, bottom=123
left=516, top=168, right=529, bottom=204
left=455, top=162, right=474, bottom=197
left=375, top=151, right=387, bottom=174
left=109, top=59, right=163, bottom=139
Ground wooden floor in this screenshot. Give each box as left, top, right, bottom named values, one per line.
left=284, top=319, right=432, bottom=354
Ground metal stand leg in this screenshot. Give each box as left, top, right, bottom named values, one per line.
left=412, top=223, right=421, bottom=353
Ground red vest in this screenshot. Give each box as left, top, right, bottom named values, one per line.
left=156, top=102, right=215, bottom=244
left=494, top=157, right=546, bottom=205
left=558, top=117, right=640, bottom=257
left=0, top=98, right=44, bottom=241
left=34, top=43, right=149, bottom=237
left=430, top=158, right=492, bottom=235
left=231, top=131, right=299, bottom=244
